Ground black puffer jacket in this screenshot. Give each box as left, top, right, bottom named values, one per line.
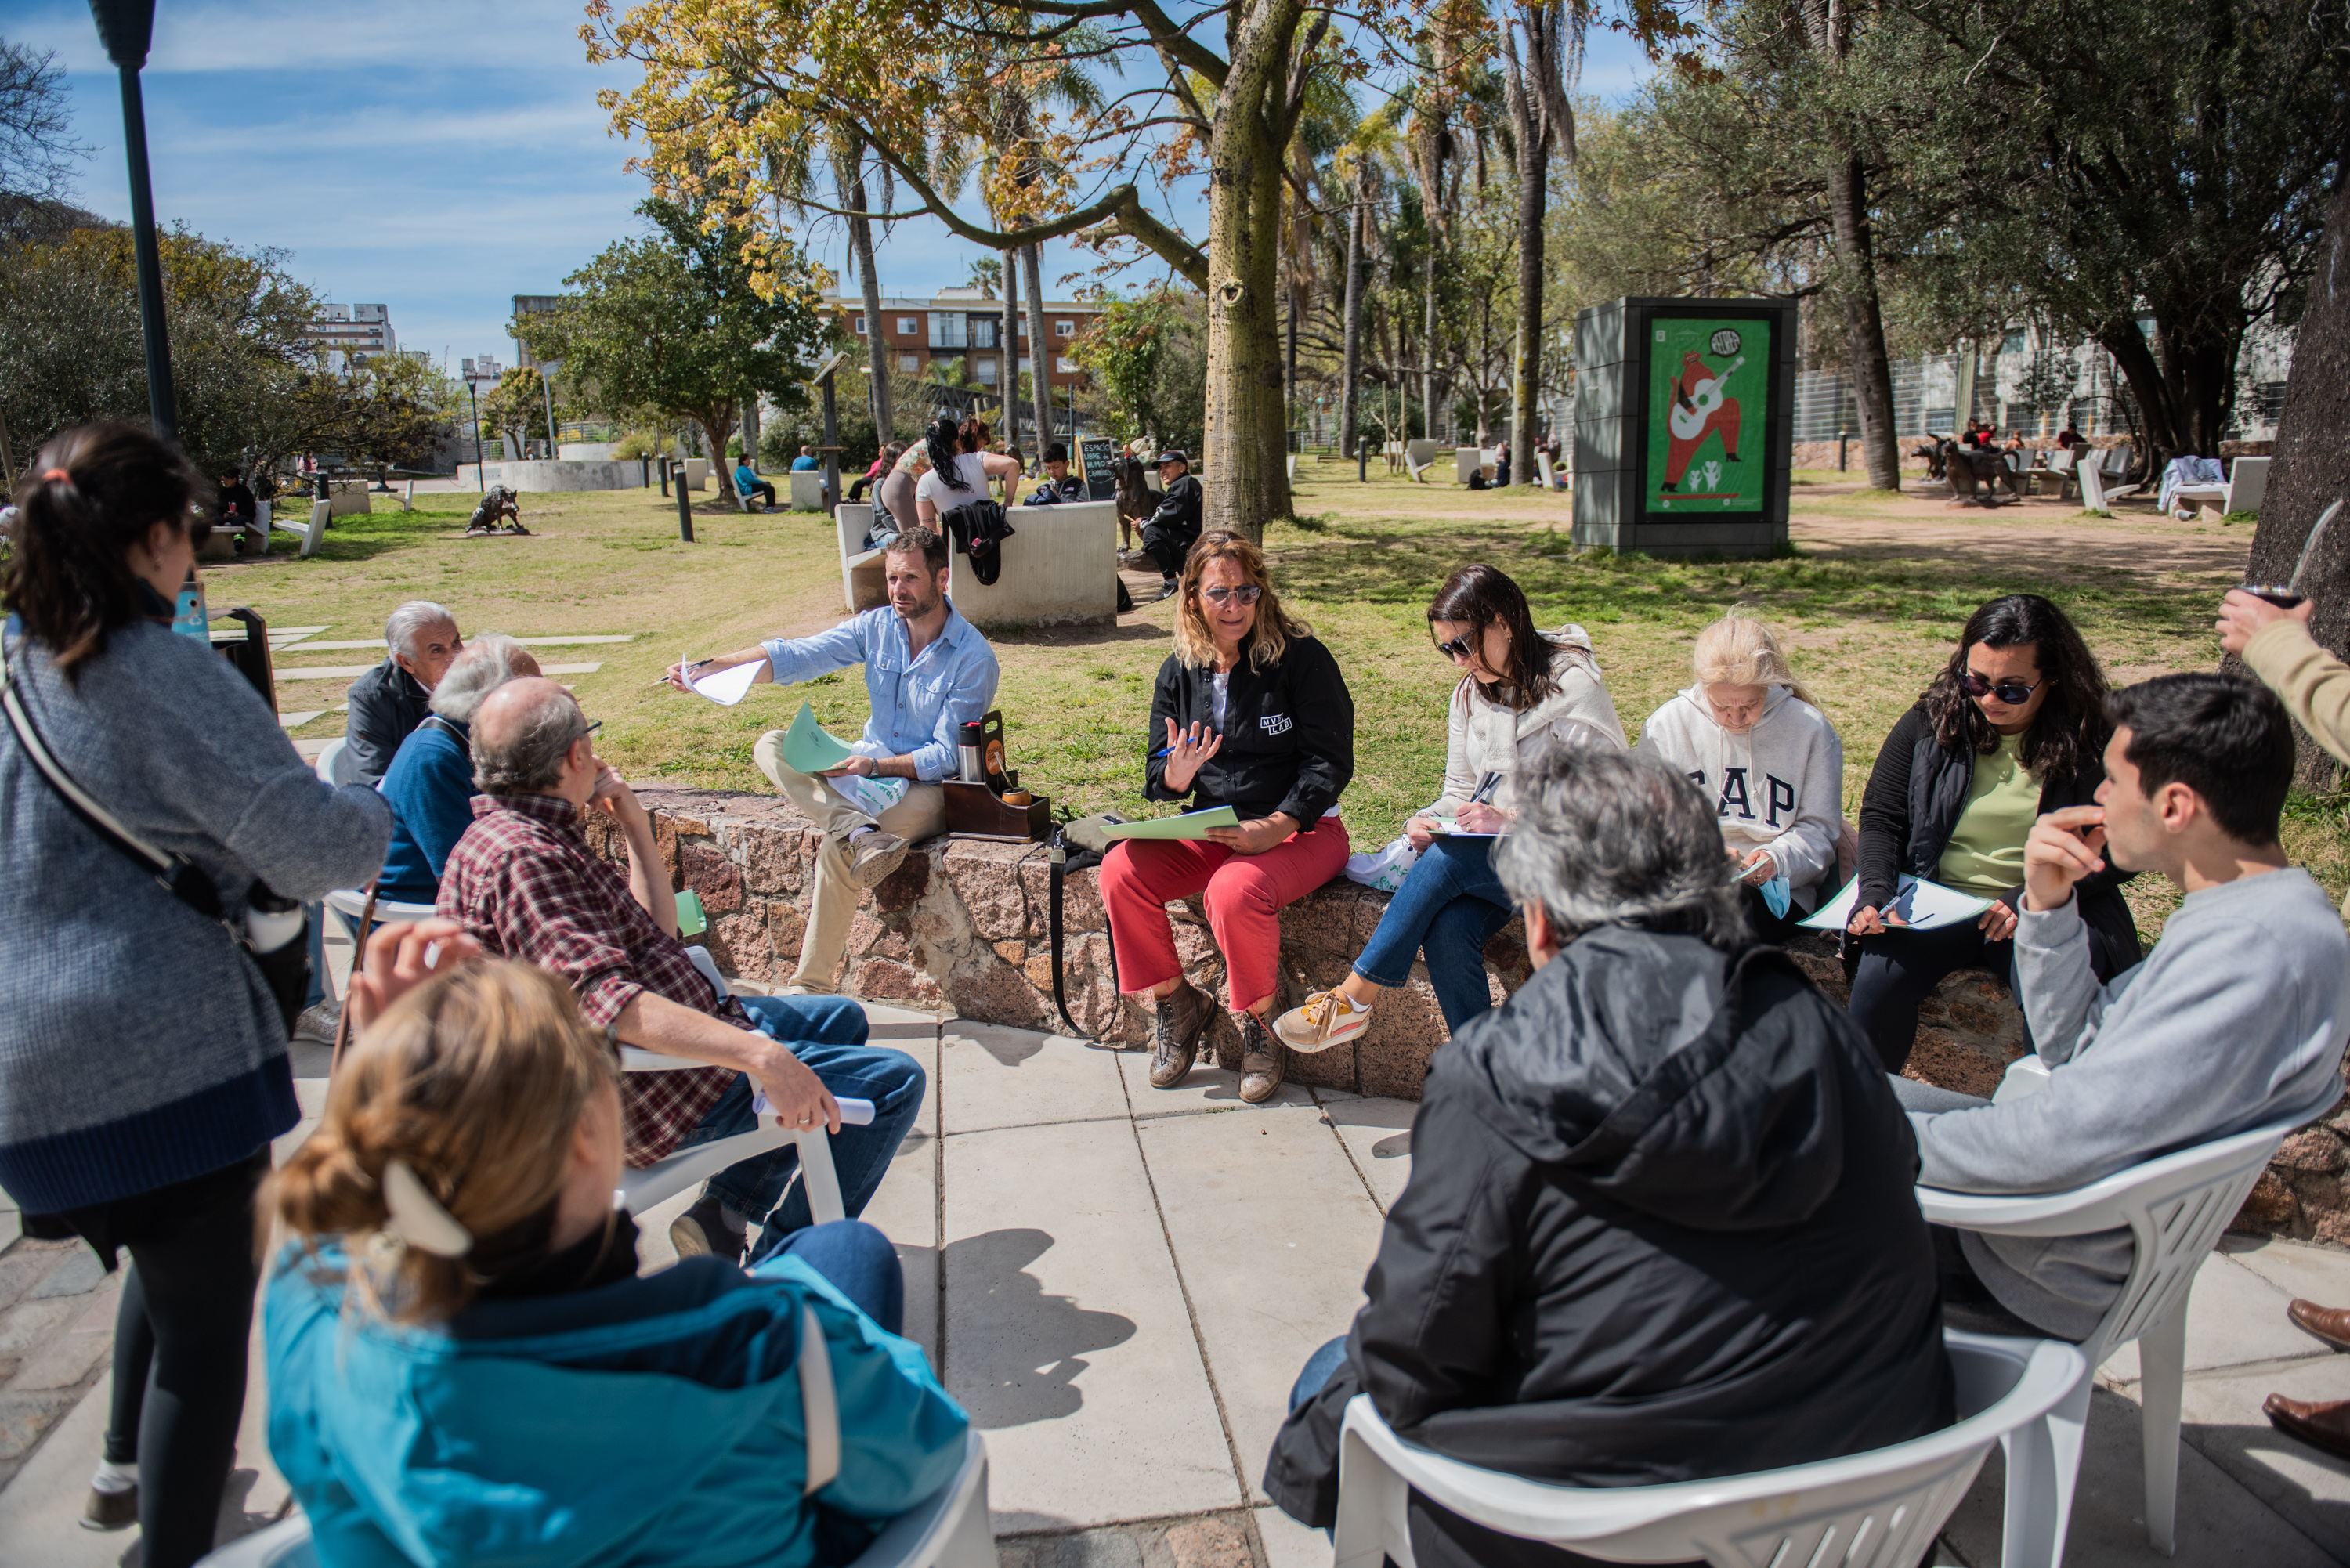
left=1143, top=634, right=1353, bottom=826
left=1856, top=703, right=2139, bottom=971
left=1264, top=927, right=1954, bottom=1568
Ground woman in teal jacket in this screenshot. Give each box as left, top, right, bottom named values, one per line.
left=264, top=930, right=967, bottom=1567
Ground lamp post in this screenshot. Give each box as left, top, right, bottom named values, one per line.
left=539, top=359, right=561, bottom=458
left=89, top=0, right=177, bottom=443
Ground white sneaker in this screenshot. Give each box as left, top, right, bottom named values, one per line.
left=1272, top=989, right=1372, bottom=1053
left=292, top=1001, right=340, bottom=1046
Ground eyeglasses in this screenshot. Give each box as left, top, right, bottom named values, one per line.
left=1199, top=584, right=1263, bottom=608
left=1435, top=633, right=1478, bottom=663
left=1961, top=671, right=2041, bottom=706
left=569, top=718, right=603, bottom=746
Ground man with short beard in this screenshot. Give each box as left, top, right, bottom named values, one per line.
left=667, top=525, right=998, bottom=995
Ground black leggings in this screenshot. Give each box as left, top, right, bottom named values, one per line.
left=1847, top=921, right=2019, bottom=1073
left=93, top=1154, right=267, bottom=1568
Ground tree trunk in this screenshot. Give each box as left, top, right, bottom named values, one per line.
left=1509, top=132, right=1547, bottom=486
left=1339, top=185, right=1365, bottom=460
left=1198, top=72, right=1296, bottom=538
left=1000, top=247, right=1019, bottom=452
left=1825, top=149, right=1900, bottom=490
left=2236, top=179, right=2350, bottom=786
left=1286, top=288, right=1299, bottom=434
left=1024, top=244, right=1051, bottom=453
left=849, top=175, right=891, bottom=440
left=1424, top=232, right=1439, bottom=446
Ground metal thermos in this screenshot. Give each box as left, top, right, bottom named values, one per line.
left=959, top=721, right=985, bottom=783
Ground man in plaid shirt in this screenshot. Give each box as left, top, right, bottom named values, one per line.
left=439, top=677, right=925, bottom=1264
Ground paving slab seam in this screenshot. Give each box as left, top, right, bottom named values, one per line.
left=938, top=1111, right=1140, bottom=1136
left=2099, top=1349, right=2343, bottom=1391
left=1310, top=1087, right=1394, bottom=1219
left=1112, top=1051, right=1265, bottom=1517
left=927, top=1017, right=949, bottom=1393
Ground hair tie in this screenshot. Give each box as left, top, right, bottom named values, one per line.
left=381, top=1159, right=472, bottom=1258
left=41, top=468, right=70, bottom=484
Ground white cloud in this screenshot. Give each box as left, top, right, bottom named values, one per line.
left=12, top=0, right=618, bottom=78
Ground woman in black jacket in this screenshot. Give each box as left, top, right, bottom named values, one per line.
left=1265, top=747, right=1953, bottom=1568
left=1100, top=531, right=1354, bottom=1105
left=1848, top=593, right=2138, bottom=1071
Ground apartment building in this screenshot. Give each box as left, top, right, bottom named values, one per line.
left=303, top=302, right=395, bottom=373
left=824, top=285, right=1098, bottom=406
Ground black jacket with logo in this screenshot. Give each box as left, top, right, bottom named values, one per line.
left=1264, top=928, right=1955, bottom=1567
left=1142, top=634, right=1353, bottom=826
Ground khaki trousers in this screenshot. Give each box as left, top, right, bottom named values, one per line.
left=754, top=731, right=946, bottom=992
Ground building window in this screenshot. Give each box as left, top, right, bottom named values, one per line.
left=897, top=317, right=919, bottom=336
left=967, top=317, right=999, bottom=349
left=929, top=313, right=967, bottom=350
left=898, top=354, right=919, bottom=373
left=1055, top=320, right=1075, bottom=337
left=853, top=315, right=867, bottom=334
left=974, top=358, right=999, bottom=385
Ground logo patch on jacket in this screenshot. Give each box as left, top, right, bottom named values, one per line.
left=1260, top=714, right=1293, bottom=735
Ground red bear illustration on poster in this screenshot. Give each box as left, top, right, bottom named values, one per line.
left=1662, top=349, right=1743, bottom=493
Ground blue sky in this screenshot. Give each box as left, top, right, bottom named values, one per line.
left=10, top=2, right=1658, bottom=370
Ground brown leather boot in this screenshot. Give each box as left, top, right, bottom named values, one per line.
left=2287, top=1298, right=2350, bottom=1353
left=2265, top=1393, right=2350, bottom=1461
left=1148, top=981, right=1214, bottom=1089
left=1238, top=1013, right=1286, bottom=1104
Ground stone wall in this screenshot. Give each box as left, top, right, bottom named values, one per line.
left=596, top=786, right=2346, bottom=1241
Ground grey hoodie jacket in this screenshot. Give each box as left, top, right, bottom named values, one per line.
left=1635, top=683, right=1845, bottom=901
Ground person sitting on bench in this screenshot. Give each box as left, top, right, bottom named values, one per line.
left=735, top=458, right=777, bottom=511
left=265, top=926, right=969, bottom=1568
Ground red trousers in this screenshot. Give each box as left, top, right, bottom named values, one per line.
left=1100, top=818, right=1352, bottom=1013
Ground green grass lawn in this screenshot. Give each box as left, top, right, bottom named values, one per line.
left=212, top=473, right=2344, bottom=942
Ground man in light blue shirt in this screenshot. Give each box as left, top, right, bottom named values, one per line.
left=790, top=445, right=820, bottom=471
left=667, top=525, right=998, bottom=993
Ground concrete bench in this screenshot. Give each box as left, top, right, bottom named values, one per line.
left=790, top=471, right=826, bottom=511
left=1405, top=439, right=1441, bottom=482
left=834, top=503, right=886, bottom=611
left=949, top=498, right=1119, bottom=630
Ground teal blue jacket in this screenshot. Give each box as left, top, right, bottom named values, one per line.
left=266, top=1247, right=968, bottom=1566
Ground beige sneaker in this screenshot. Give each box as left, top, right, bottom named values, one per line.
left=1238, top=1013, right=1286, bottom=1104
left=1273, top=989, right=1372, bottom=1053
left=840, top=829, right=909, bottom=889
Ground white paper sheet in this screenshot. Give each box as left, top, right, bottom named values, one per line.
left=1799, top=873, right=1996, bottom=933
left=689, top=660, right=763, bottom=706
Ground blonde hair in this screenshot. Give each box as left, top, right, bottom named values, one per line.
left=268, top=963, right=616, bottom=1324
left=1172, top=531, right=1311, bottom=672
left=1692, top=611, right=1819, bottom=710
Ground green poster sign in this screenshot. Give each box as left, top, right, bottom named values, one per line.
left=1643, top=317, right=1772, bottom=515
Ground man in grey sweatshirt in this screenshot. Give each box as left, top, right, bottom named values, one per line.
left=1898, top=673, right=2347, bottom=1339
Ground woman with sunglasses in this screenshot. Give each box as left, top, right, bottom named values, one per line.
left=1847, top=592, right=2138, bottom=1071
left=1273, top=565, right=1623, bottom=1052
left=1, top=425, right=391, bottom=1564
left=1101, top=532, right=1354, bottom=1103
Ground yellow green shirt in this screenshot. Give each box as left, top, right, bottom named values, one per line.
left=1936, top=732, right=2039, bottom=895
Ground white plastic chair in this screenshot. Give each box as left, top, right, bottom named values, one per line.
left=1918, top=1114, right=2303, bottom=1564
left=1332, top=1329, right=2083, bottom=1568
left=615, top=947, right=850, bottom=1224
left=201, top=1427, right=992, bottom=1568
left=2167, top=454, right=2268, bottom=518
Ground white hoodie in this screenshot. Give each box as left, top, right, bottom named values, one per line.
left=1634, top=684, right=1845, bottom=901
left=1431, top=627, right=1626, bottom=816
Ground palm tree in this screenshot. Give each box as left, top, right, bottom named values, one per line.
left=1330, top=109, right=1401, bottom=461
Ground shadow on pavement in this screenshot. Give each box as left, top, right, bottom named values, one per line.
left=944, top=1228, right=1135, bottom=1429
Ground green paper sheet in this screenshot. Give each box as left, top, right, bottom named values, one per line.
left=782, top=701, right=858, bottom=774
left=1101, top=806, right=1241, bottom=840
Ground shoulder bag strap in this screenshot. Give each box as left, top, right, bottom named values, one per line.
left=0, top=646, right=224, bottom=922
left=797, top=1302, right=841, bottom=1495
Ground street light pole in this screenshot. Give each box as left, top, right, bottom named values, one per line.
left=465, top=380, right=486, bottom=492
left=89, top=0, right=177, bottom=444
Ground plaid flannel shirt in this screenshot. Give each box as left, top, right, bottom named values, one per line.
left=439, top=793, right=745, bottom=1165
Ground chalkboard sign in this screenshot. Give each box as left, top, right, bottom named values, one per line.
left=1081, top=437, right=1119, bottom=501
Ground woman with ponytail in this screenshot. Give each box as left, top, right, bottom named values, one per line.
left=266, top=923, right=967, bottom=1568
left=913, top=414, right=1020, bottom=526
left=0, top=423, right=391, bottom=1563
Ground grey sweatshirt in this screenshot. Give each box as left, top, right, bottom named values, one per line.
left=1633, top=684, right=1844, bottom=901
left=1911, top=869, right=2348, bottom=1339
left=0, top=620, right=391, bottom=1213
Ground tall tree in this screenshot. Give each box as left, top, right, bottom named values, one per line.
left=1000, top=241, right=1019, bottom=450
left=2240, top=179, right=2350, bottom=786
left=0, top=38, right=87, bottom=204
left=1499, top=0, right=1578, bottom=485
left=1023, top=244, right=1052, bottom=450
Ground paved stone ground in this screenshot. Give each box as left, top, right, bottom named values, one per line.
left=7, top=966, right=2350, bottom=1564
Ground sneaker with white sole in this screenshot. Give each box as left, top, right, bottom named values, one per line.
left=1273, top=989, right=1373, bottom=1053
left=291, top=1000, right=339, bottom=1046
left=840, top=830, right=909, bottom=890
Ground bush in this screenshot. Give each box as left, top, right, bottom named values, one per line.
left=610, top=428, right=678, bottom=460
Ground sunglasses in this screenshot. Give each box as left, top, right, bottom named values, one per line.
left=1199, top=584, right=1263, bottom=607
left=1435, top=632, right=1478, bottom=663
left=1960, top=671, right=2041, bottom=706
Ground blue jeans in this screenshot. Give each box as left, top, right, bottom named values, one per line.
left=1352, top=836, right=1513, bottom=1032
left=303, top=903, right=328, bottom=1010
left=1291, top=1335, right=1351, bottom=1412
left=755, top=1219, right=906, bottom=1335
left=674, top=994, right=925, bottom=1262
